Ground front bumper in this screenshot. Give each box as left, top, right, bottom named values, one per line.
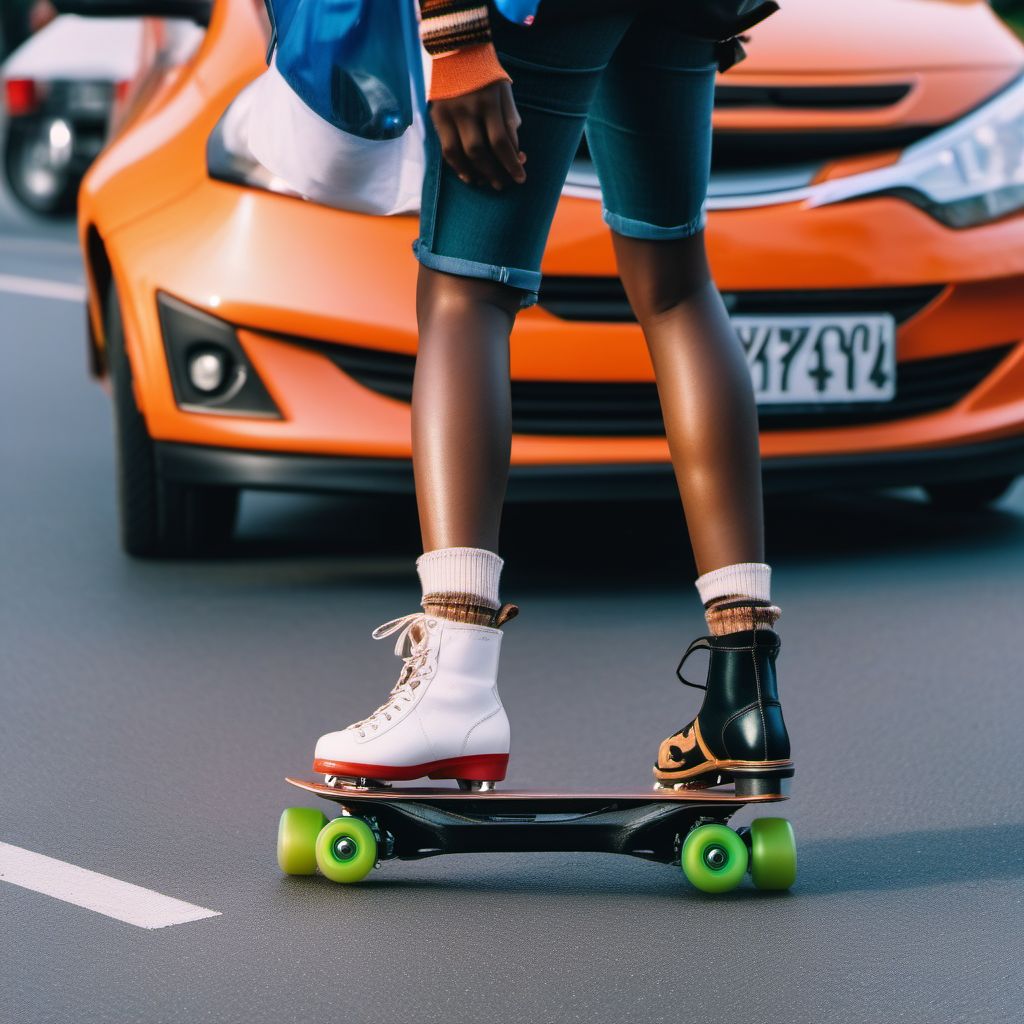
left=156, top=432, right=1024, bottom=500
left=98, top=177, right=1024, bottom=472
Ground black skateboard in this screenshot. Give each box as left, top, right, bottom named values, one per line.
left=278, top=776, right=796, bottom=893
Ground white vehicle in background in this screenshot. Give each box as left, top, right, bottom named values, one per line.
left=1, top=13, right=143, bottom=214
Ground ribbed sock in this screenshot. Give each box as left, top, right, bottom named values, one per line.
left=695, top=561, right=781, bottom=636
left=416, top=547, right=506, bottom=627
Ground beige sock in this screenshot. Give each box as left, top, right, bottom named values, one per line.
left=421, top=592, right=518, bottom=628
left=704, top=596, right=781, bottom=636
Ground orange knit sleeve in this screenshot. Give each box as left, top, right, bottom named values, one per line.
left=427, top=42, right=511, bottom=101
left=418, top=2, right=512, bottom=100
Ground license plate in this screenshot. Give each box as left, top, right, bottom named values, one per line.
left=67, top=82, right=112, bottom=115
left=733, top=314, right=896, bottom=404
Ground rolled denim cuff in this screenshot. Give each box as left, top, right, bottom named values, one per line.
left=412, top=238, right=540, bottom=308
left=602, top=205, right=707, bottom=240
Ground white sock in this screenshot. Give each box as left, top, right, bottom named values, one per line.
left=695, top=562, right=771, bottom=605
left=416, top=547, right=503, bottom=609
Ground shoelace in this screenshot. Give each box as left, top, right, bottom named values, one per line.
left=676, top=635, right=714, bottom=692
left=675, top=630, right=780, bottom=691
left=348, top=613, right=433, bottom=737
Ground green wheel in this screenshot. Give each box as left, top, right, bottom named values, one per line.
left=314, top=816, right=378, bottom=884
left=277, top=807, right=329, bottom=875
left=681, top=823, right=749, bottom=893
left=749, top=817, right=797, bottom=890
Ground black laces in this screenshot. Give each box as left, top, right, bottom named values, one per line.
left=675, top=635, right=714, bottom=692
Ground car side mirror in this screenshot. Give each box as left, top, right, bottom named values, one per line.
left=51, top=1, right=213, bottom=25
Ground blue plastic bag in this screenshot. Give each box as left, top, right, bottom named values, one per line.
left=247, top=0, right=428, bottom=214
left=495, top=0, right=541, bottom=24
left=267, top=0, right=425, bottom=141
left=245, top=0, right=542, bottom=215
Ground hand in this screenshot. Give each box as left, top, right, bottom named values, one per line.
left=429, top=79, right=527, bottom=191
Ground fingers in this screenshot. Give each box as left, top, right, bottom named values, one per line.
left=490, top=82, right=526, bottom=185
left=431, top=107, right=477, bottom=186
left=456, top=117, right=507, bottom=191
left=429, top=82, right=527, bottom=191
left=499, top=82, right=521, bottom=154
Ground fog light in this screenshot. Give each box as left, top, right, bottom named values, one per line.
left=157, top=291, right=280, bottom=418
left=188, top=348, right=230, bottom=393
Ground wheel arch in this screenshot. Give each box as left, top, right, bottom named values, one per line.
left=84, top=223, right=113, bottom=379
left=83, top=225, right=154, bottom=419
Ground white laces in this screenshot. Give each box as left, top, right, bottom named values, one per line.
left=348, top=613, right=433, bottom=737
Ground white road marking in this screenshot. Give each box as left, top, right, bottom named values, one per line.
left=0, top=235, right=80, bottom=256
left=0, top=273, right=86, bottom=303
left=0, top=842, right=221, bottom=930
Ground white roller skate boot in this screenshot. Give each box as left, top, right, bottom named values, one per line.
left=313, top=606, right=516, bottom=787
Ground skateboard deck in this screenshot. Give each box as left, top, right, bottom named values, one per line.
left=278, top=776, right=796, bottom=893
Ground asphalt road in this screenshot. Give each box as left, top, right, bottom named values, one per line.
left=1, top=194, right=1022, bottom=1024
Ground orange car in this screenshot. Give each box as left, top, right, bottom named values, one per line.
left=73, top=0, right=1024, bottom=555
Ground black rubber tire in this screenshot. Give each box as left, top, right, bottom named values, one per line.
left=106, top=286, right=239, bottom=557
left=4, top=123, right=78, bottom=217
left=925, top=475, right=1017, bottom=512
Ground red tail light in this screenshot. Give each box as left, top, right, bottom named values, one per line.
left=4, top=78, right=39, bottom=117
left=114, top=80, right=133, bottom=104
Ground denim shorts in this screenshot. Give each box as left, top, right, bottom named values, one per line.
left=412, top=0, right=719, bottom=308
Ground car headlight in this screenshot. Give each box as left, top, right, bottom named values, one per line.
left=206, top=78, right=305, bottom=200
left=810, top=73, right=1024, bottom=228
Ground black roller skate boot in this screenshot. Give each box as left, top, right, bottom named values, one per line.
left=654, top=627, right=793, bottom=797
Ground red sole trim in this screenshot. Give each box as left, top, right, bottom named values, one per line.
left=312, top=753, right=509, bottom=782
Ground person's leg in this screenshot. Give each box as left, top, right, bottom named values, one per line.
left=586, top=10, right=791, bottom=793
left=589, top=16, right=779, bottom=630
left=412, top=268, right=518, bottom=556
left=611, top=231, right=778, bottom=628
left=612, top=230, right=764, bottom=576
left=315, top=1, right=637, bottom=786
left=409, top=0, right=636, bottom=623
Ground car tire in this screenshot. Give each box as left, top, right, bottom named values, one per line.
left=925, top=474, right=1017, bottom=512
left=4, top=122, right=78, bottom=217
left=105, top=286, right=239, bottom=557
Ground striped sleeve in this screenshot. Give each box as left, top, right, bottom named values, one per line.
left=418, top=1, right=493, bottom=55
left=417, top=1, right=511, bottom=100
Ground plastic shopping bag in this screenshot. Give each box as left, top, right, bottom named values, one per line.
left=247, top=0, right=427, bottom=216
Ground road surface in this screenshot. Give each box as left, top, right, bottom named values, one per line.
left=1, top=194, right=1021, bottom=1024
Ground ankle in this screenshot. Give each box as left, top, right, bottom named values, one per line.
left=695, top=561, right=779, bottom=636
left=704, top=597, right=781, bottom=636
left=422, top=593, right=519, bottom=628
left=417, top=545, right=514, bottom=627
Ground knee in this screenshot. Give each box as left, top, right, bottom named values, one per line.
left=416, top=266, right=523, bottom=330
left=614, top=231, right=713, bottom=323
left=628, top=282, right=702, bottom=325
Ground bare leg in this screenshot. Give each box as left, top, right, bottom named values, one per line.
left=412, top=265, right=522, bottom=552
left=612, top=230, right=764, bottom=574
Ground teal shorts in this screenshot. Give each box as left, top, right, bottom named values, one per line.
left=413, top=0, right=719, bottom=308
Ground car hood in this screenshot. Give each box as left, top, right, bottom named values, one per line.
left=736, top=0, right=1023, bottom=73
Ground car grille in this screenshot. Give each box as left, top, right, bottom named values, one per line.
left=306, top=324, right=1013, bottom=437
left=708, top=83, right=921, bottom=169
left=755, top=344, right=1013, bottom=430
left=537, top=281, right=944, bottom=324
left=572, top=122, right=934, bottom=174
left=567, top=78, right=940, bottom=197
left=713, top=83, right=911, bottom=110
